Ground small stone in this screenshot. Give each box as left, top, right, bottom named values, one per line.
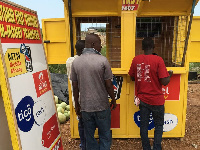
left=192, top=143, right=198, bottom=149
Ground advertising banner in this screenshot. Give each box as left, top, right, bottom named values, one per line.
left=0, top=1, right=63, bottom=149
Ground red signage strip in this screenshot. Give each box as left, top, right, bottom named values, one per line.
left=0, top=1, right=42, bottom=43
left=163, top=74, right=180, bottom=101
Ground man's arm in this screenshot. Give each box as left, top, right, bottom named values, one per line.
left=159, top=70, right=173, bottom=86
left=72, top=81, right=81, bottom=117
left=105, top=79, right=117, bottom=110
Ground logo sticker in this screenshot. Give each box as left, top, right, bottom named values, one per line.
left=163, top=113, right=178, bottom=132
left=33, top=69, right=51, bottom=97
left=33, top=100, right=46, bottom=126
left=108, top=75, right=123, bottom=100
left=20, top=43, right=33, bottom=72
left=5, top=48, right=27, bottom=78
left=134, top=111, right=155, bottom=130
left=15, top=96, right=35, bottom=132
left=42, top=113, right=60, bottom=148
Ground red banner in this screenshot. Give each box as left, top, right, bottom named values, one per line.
left=111, top=104, right=120, bottom=128
left=42, top=113, right=61, bottom=148
left=0, top=1, right=42, bottom=43
left=33, top=69, right=51, bottom=98
left=162, top=74, right=180, bottom=101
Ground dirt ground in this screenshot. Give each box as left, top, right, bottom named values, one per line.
left=60, top=84, right=200, bottom=150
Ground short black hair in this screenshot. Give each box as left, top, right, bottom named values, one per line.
left=142, top=37, right=154, bottom=51
left=75, top=40, right=85, bottom=54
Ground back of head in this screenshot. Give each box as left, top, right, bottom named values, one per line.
left=85, top=33, right=101, bottom=52
left=142, top=37, right=154, bottom=51
left=75, top=40, right=85, bottom=55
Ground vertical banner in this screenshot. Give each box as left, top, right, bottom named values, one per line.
left=0, top=1, right=63, bottom=150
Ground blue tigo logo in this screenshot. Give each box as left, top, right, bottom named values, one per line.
left=134, top=111, right=155, bottom=130
left=15, top=96, right=35, bottom=132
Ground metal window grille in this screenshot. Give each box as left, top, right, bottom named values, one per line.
left=136, top=16, right=188, bottom=67
left=75, top=17, right=121, bottom=68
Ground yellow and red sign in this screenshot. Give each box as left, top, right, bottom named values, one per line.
left=0, top=1, right=42, bottom=43
left=33, top=69, right=51, bottom=98
left=122, top=0, right=139, bottom=11
left=162, top=74, right=180, bottom=101
left=5, top=48, right=27, bottom=78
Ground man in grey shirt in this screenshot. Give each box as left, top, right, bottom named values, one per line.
left=71, top=33, right=116, bottom=150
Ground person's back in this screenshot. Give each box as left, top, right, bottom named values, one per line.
left=71, top=33, right=116, bottom=150
left=129, top=37, right=173, bottom=150
left=130, top=54, right=168, bottom=105
left=72, top=52, right=111, bottom=111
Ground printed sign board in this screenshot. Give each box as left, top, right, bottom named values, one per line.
left=134, top=111, right=178, bottom=132
left=0, top=1, right=63, bottom=149
left=122, top=0, right=139, bottom=11
left=135, top=74, right=181, bottom=101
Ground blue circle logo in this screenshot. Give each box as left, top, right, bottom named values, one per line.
left=15, top=96, right=35, bottom=132
left=134, top=111, right=155, bottom=130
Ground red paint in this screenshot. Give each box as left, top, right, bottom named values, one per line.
left=0, top=1, right=42, bottom=43
left=111, top=104, right=120, bottom=128
left=33, top=69, right=51, bottom=97
left=162, top=74, right=180, bottom=101
left=42, top=113, right=60, bottom=148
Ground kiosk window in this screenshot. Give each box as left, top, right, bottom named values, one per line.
left=75, top=17, right=121, bottom=68
left=136, top=16, right=188, bottom=67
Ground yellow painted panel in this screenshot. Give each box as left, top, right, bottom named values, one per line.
left=46, top=43, right=68, bottom=64
left=121, top=11, right=136, bottom=70
left=71, top=0, right=122, bottom=17
left=139, top=0, right=193, bottom=14
left=189, top=42, right=200, bottom=62
left=42, top=18, right=70, bottom=64
left=43, top=19, right=66, bottom=41
left=128, top=73, right=186, bottom=138
left=189, top=17, right=200, bottom=62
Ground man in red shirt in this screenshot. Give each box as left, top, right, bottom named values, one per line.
left=129, top=37, right=173, bottom=150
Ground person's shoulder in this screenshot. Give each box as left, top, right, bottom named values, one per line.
left=66, top=57, right=75, bottom=64
left=134, top=54, right=143, bottom=60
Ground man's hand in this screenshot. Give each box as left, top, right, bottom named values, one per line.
left=168, top=70, right=173, bottom=77
left=75, top=104, right=81, bottom=118
left=110, top=99, right=117, bottom=110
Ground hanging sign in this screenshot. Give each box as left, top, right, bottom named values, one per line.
left=122, top=0, right=139, bottom=11
left=0, top=1, right=63, bottom=150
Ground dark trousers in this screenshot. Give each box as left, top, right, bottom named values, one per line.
left=139, top=101, right=164, bottom=150
left=78, top=117, right=86, bottom=150
left=82, top=109, right=112, bottom=150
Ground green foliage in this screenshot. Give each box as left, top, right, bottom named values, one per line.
left=48, top=64, right=67, bottom=74
left=101, top=46, right=106, bottom=57
left=189, top=62, right=200, bottom=73
left=97, top=28, right=106, bottom=32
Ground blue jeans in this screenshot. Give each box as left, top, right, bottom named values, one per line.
left=139, top=101, right=164, bottom=150
left=82, top=109, right=112, bottom=150
left=78, top=117, right=86, bottom=150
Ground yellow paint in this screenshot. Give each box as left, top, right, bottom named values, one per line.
left=189, top=16, right=200, bottom=62
left=0, top=4, right=16, bottom=23
left=0, top=52, right=21, bottom=150
left=42, top=18, right=69, bottom=64
left=121, top=11, right=136, bottom=69
left=4, top=48, right=27, bottom=78
left=41, top=0, right=199, bottom=138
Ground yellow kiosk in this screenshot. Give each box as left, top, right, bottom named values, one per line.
left=42, top=0, right=200, bottom=138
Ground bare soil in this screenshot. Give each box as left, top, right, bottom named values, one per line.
left=60, top=84, right=200, bottom=150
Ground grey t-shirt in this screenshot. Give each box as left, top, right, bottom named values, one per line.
left=70, top=48, right=113, bottom=112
